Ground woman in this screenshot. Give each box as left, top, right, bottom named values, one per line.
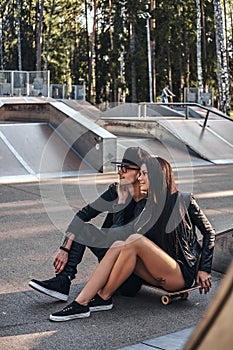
left=50, top=157, right=215, bottom=321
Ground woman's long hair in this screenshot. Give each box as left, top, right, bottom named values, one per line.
left=143, top=156, right=186, bottom=236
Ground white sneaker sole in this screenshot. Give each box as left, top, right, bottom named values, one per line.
left=90, top=304, right=113, bottom=312
left=49, top=311, right=90, bottom=322
left=29, top=281, right=68, bottom=301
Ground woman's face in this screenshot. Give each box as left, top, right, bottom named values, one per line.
left=138, top=163, right=149, bottom=193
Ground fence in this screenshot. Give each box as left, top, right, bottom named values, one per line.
left=184, top=87, right=214, bottom=106
left=0, top=71, right=86, bottom=100
left=50, top=83, right=85, bottom=100
left=0, top=71, right=50, bottom=97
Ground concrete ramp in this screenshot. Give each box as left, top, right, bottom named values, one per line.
left=61, top=99, right=101, bottom=122
left=0, top=123, right=93, bottom=183
left=100, top=102, right=184, bottom=118
left=0, top=98, right=117, bottom=175
left=188, top=105, right=226, bottom=120
left=158, top=119, right=233, bottom=164
left=212, top=227, right=233, bottom=274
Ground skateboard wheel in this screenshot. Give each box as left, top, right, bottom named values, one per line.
left=161, top=295, right=171, bottom=305
left=181, top=292, right=189, bottom=300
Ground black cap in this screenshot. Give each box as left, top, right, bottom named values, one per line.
left=111, top=147, right=144, bottom=168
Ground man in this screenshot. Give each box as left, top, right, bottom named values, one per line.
left=29, top=147, right=149, bottom=301
left=161, top=84, right=175, bottom=103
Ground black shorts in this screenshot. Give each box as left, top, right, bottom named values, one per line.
left=178, top=260, right=197, bottom=289
left=117, top=273, right=144, bottom=297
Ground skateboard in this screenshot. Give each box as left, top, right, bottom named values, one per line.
left=144, top=284, right=200, bottom=305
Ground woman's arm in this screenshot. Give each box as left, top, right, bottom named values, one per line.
left=188, top=195, right=215, bottom=293
left=188, top=196, right=215, bottom=270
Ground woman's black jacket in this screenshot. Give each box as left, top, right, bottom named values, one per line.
left=136, top=193, right=215, bottom=274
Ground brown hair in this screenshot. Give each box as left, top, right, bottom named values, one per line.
left=142, top=156, right=185, bottom=236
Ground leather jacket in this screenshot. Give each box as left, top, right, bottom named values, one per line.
left=67, top=183, right=146, bottom=233
left=179, top=193, right=215, bottom=273
left=135, top=193, right=215, bottom=273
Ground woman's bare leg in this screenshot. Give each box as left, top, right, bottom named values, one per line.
left=99, top=234, right=185, bottom=299
left=75, top=241, right=124, bottom=305
left=76, top=234, right=185, bottom=305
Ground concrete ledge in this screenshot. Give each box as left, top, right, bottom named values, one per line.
left=212, top=228, right=233, bottom=273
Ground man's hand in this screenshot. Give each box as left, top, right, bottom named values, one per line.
left=117, top=183, right=131, bottom=204
left=196, top=270, right=212, bottom=294
left=53, top=249, right=69, bottom=274
left=53, top=233, right=74, bottom=274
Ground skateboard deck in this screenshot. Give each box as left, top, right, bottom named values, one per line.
left=144, top=284, right=200, bottom=305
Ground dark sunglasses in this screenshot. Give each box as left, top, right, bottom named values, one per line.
left=117, top=165, right=140, bottom=173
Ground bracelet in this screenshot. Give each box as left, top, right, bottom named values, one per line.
left=60, top=246, right=70, bottom=253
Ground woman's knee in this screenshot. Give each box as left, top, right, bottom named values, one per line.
left=105, top=240, right=125, bottom=258
left=125, top=233, right=143, bottom=245
left=109, top=240, right=125, bottom=249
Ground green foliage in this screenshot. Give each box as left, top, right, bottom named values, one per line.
left=0, top=0, right=232, bottom=105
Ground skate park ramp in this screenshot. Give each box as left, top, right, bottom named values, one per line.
left=60, top=99, right=101, bottom=122
left=98, top=103, right=233, bottom=165
left=100, top=102, right=185, bottom=118
left=0, top=97, right=117, bottom=183
left=115, top=136, right=212, bottom=168
left=0, top=122, right=94, bottom=183
left=1, top=97, right=233, bottom=183
left=158, top=119, right=233, bottom=165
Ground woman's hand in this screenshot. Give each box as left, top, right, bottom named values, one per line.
left=196, top=270, right=212, bottom=294
left=53, top=249, right=69, bottom=274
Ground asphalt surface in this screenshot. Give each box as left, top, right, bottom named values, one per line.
left=1, top=163, right=232, bottom=349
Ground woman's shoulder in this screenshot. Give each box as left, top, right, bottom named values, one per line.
left=178, top=191, right=197, bottom=207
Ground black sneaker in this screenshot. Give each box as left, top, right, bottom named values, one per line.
left=89, top=294, right=113, bottom=312
left=49, top=301, right=90, bottom=321
left=29, top=276, right=70, bottom=301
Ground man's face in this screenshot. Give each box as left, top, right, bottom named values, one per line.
left=117, top=164, right=140, bottom=185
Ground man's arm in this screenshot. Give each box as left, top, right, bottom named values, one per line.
left=53, top=232, right=75, bottom=274
left=53, top=184, right=118, bottom=274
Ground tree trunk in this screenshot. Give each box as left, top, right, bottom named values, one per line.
left=44, top=0, right=55, bottom=72
left=184, top=30, right=190, bottom=91
left=16, top=0, right=22, bottom=71
left=167, top=44, right=172, bottom=91
left=150, top=0, right=156, bottom=101
left=213, top=0, right=224, bottom=111
left=213, top=0, right=230, bottom=114
left=88, top=0, right=98, bottom=103
left=36, top=0, right=45, bottom=71
left=201, top=0, right=207, bottom=90
left=130, top=18, right=137, bottom=102
left=0, top=16, right=3, bottom=70
left=84, top=0, right=90, bottom=99
left=108, top=0, right=116, bottom=102
left=222, top=0, right=229, bottom=70
left=196, top=0, right=203, bottom=102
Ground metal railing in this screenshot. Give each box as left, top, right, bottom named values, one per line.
left=137, top=102, right=232, bottom=129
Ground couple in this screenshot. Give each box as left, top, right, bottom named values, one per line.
left=29, top=147, right=215, bottom=322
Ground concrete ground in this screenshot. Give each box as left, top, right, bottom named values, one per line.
left=0, top=163, right=232, bottom=349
